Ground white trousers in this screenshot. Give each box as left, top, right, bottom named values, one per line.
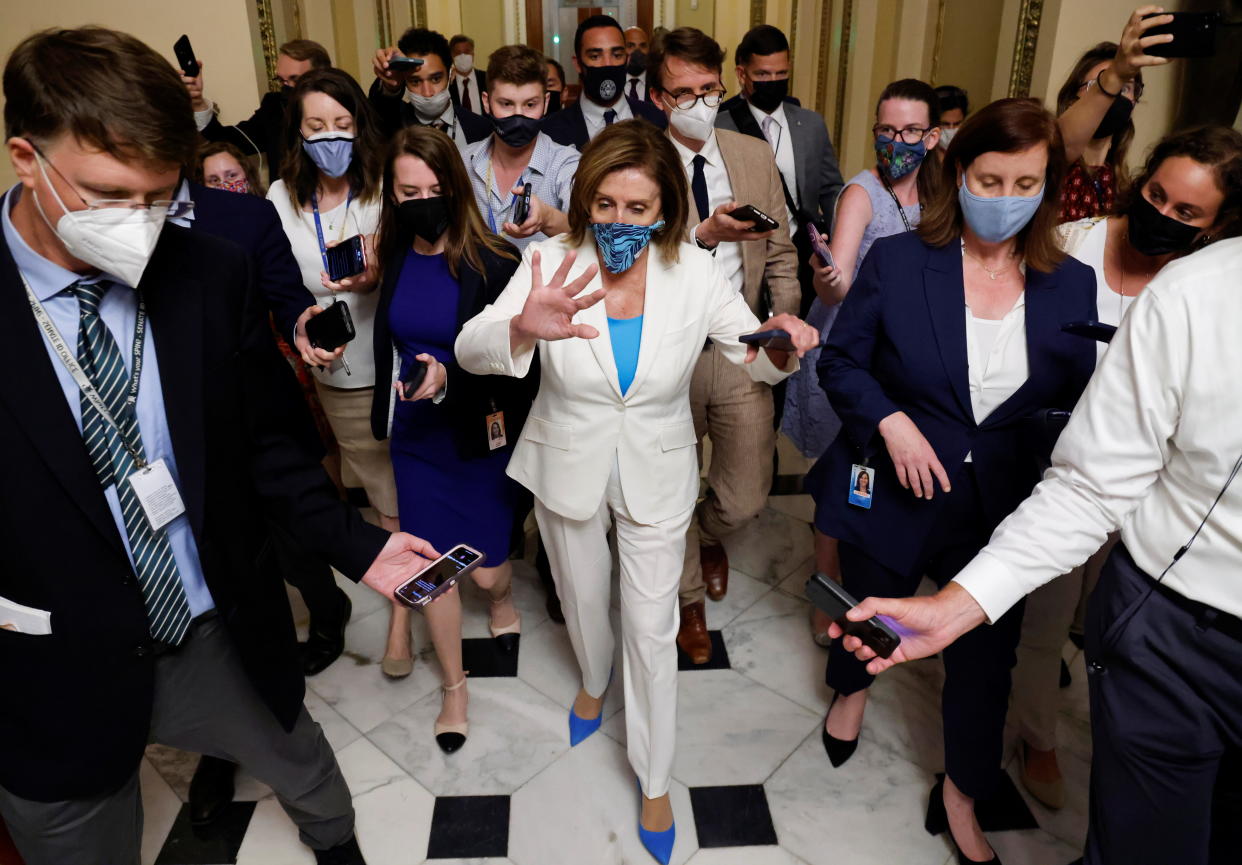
left=534, top=457, right=693, bottom=798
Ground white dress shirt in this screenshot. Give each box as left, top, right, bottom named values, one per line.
left=453, top=70, right=481, bottom=113
left=407, top=97, right=470, bottom=150
left=266, top=180, right=381, bottom=387
left=747, top=100, right=798, bottom=237
left=626, top=70, right=648, bottom=102
left=669, top=132, right=744, bottom=295
left=954, top=238, right=1242, bottom=621
left=581, top=92, right=633, bottom=141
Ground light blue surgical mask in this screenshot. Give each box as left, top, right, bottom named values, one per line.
left=590, top=220, right=665, bottom=273
left=957, top=174, right=1044, bottom=243
left=301, top=131, right=355, bottom=178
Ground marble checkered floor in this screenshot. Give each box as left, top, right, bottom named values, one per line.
left=136, top=484, right=1092, bottom=865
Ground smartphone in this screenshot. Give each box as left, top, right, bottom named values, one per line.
left=394, top=544, right=486, bottom=609
left=401, top=358, right=428, bottom=399
left=805, top=573, right=902, bottom=660
left=386, top=56, right=425, bottom=72
left=511, top=182, right=533, bottom=225
left=304, top=300, right=356, bottom=352
left=806, top=224, right=835, bottom=269
left=325, top=235, right=366, bottom=282
left=1143, top=11, right=1222, bottom=58
left=727, top=204, right=781, bottom=233
left=739, top=328, right=796, bottom=352
left=173, top=34, right=200, bottom=78
left=1061, top=320, right=1117, bottom=344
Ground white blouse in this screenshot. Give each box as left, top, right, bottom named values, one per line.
left=267, top=180, right=382, bottom=388
left=963, top=283, right=1028, bottom=462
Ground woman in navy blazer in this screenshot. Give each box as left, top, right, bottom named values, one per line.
left=806, top=99, right=1097, bottom=864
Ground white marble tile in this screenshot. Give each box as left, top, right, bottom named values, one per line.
left=304, top=687, right=364, bottom=753
left=367, top=676, right=568, bottom=796
left=305, top=605, right=444, bottom=734
left=722, top=508, right=815, bottom=586
left=429, top=859, right=514, bottom=865
left=454, top=558, right=551, bottom=640
left=856, top=658, right=948, bottom=775
left=139, top=758, right=183, bottom=865
left=508, top=733, right=697, bottom=865
left=335, top=568, right=393, bottom=623
left=619, top=669, right=818, bottom=788
left=704, top=570, right=776, bottom=631
left=765, top=493, right=815, bottom=525
left=338, top=738, right=436, bottom=865
left=987, top=828, right=1082, bottom=865
left=775, top=562, right=816, bottom=600
left=234, top=797, right=313, bottom=865
left=766, top=735, right=954, bottom=865
left=723, top=590, right=832, bottom=714
left=1005, top=731, right=1090, bottom=852
left=516, top=610, right=626, bottom=721
left=687, top=846, right=807, bottom=865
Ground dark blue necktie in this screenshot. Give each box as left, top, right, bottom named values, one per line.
left=603, top=109, right=617, bottom=126
left=691, top=154, right=710, bottom=222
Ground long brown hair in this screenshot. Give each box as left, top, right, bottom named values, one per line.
left=874, top=78, right=945, bottom=205
left=376, top=125, right=516, bottom=279
left=279, top=68, right=384, bottom=208
left=919, top=97, right=1068, bottom=273
left=1055, top=42, right=1143, bottom=184
left=565, top=119, right=688, bottom=264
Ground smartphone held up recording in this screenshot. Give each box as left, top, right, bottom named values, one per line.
left=805, top=573, right=902, bottom=659
left=806, top=224, right=836, bottom=269
left=727, top=204, right=781, bottom=233
left=1142, top=11, right=1223, bottom=58
left=325, top=234, right=366, bottom=282
left=394, top=545, right=486, bottom=609
left=173, top=34, right=199, bottom=77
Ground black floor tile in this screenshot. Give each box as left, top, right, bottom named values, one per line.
left=154, top=802, right=256, bottom=865
left=426, top=795, right=510, bottom=859
left=677, top=630, right=731, bottom=671
left=925, top=773, right=1039, bottom=835
left=460, top=637, right=519, bottom=677
left=769, top=473, right=807, bottom=496
left=689, top=784, right=779, bottom=848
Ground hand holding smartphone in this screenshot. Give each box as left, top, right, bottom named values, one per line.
left=401, top=359, right=428, bottom=399
left=738, top=328, right=796, bottom=352
left=727, top=204, right=780, bottom=233
left=1142, top=11, right=1222, bottom=58
left=325, top=235, right=367, bottom=282
left=394, top=545, right=485, bottom=609
left=304, top=301, right=356, bottom=352
left=173, top=34, right=199, bottom=78
left=806, top=224, right=835, bottom=269
left=805, top=573, right=902, bottom=659
left=511, top=183, right=533, bottom=225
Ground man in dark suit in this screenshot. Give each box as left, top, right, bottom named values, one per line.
left=541, top=14, right=667, bottom=151
left=0, top=27, right=434, bottom=865
left=716, top=24, right=844, bottom=317
left=369, top=28, right=492, bottom=148
left=448, top=34, right=488, bottom=114
left=182, top=39, right=332, bottom=183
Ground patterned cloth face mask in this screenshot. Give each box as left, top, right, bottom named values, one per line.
left=590, top=220, right=666, bottom=273
left=212, top=177, right=250, bottom=195
left=874, top=136, right=927, bottom=181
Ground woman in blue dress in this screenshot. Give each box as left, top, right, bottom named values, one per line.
left=369, top=125, right=532, bottom=753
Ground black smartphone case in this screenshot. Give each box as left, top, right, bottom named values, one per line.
left=402, top=359, right=428, bottom=399
left=805, top=574, right=901, bottom=659
left=305, top=301, right=356, bottom=351
left=512, top=183, right=532, bottom=225
left=325, top=236, right=366, bottom=282
left=174, top=35, right=199, bottom=77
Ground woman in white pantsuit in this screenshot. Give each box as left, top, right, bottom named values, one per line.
left=456, top=120, right=816, bottom=864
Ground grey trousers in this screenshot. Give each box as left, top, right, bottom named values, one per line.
left=0, top=616, right=353, bottom=865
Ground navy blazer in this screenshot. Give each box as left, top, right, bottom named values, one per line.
left=540, top=94, right=667, bottom=151
left=187, top=183, right=314, bottom=347
left=808, top=231, right=1097, bottom=576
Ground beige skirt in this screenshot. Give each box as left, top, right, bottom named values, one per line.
left=312, top=381, right=399, bottom=518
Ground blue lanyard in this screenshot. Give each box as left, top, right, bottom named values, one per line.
left=311, top=191, right=354, bottom=271
left=484, top=154, right=525, bottom=234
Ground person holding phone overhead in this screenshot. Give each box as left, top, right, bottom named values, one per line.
left=368, top=125, right=532, bottom=751
left=267, top=69, right=411, bottom=674
left=783, top=77, right=943, bottom=645
left=455, top=120, right=816, bottom=863
left=804, top=98, right=1096, bottom=863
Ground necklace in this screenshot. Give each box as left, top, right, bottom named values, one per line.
left=961, top=240, right=1016, bottom=280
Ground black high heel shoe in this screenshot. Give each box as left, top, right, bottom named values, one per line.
left=926, top=777, right=1002, bottom=864
left=821, top=691, right=859, bottom=768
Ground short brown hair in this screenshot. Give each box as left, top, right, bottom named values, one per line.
left=649, top=27, right=724, bottom=95
left=919, top=97, right=1068, bottom=273
left=566, top=119, right=688, bottom=264
left=4, top=26, right=197, bottom=168
left=449, top=35, right=474, bottom=51
left=486, top=45, right=547, bottom=91
left=279, top=39, right=331, bottom=69
left=195, top=141, right=266, bottom=197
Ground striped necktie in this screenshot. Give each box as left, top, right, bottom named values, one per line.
left=72, top=281, right=192, bottom=646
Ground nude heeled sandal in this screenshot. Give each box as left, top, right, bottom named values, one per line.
left=435, top=676, right=469, bottom=754
left=489, top=586, right=522, bottom=654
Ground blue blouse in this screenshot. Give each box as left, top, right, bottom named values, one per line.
left=607, top=315, right=644, bottom=395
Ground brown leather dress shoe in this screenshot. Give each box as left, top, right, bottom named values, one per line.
left=677, top=602, right=712, bottom=664
left=701, top=544, right=729, bottom=601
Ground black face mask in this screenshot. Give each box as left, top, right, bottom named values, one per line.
left=1126, top=192, right=1202, bottom=256
left=491, top=112, right=542, bottom=148
left=582, top=63, right=626, bottom=106
left=626, top=50, right=646, bottom=77
left=1092, top=95, right=1134, bottom=140
left=546, top=89, right=563, bottom=114
left=749, top=78, right=788, bottom=113
left=397, top=196, right=450, bottom=244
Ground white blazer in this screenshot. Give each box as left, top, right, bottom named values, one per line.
left=455, top=235, right=796, bottom=524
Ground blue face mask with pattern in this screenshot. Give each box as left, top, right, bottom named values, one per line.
left=874, top=136, right=926, bottom=180
left=590, top=219, right=665, bottom=273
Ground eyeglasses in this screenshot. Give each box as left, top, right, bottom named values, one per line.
left=873, top=124, right=931, bottom=145
left=1076, top=79, right=1142, bottom=101
left=34, top=147, right=194, bottom=220
left=660, top=88, right=727, bottom=111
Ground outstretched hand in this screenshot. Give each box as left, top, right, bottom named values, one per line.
left=511, top=250, right=604, bottom=344
left=360, top=532, right=441, bottom=600
left=828, top=583, right=988, bottom=675
left=1112, top=6, right=1174, bottom=82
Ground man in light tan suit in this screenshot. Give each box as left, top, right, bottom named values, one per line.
left=647, top=28, right=800, bottom=664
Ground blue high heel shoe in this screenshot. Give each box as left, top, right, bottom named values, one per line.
left=636, top=780, right=675, bottom=865
left=568, top=670, right=612, bottom=746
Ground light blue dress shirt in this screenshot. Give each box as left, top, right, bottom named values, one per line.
left=607, top=314, right=644, bottom=396
left=3, top=185, right=214, bottom=616
left=463, top=132, right=580, bottom=251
